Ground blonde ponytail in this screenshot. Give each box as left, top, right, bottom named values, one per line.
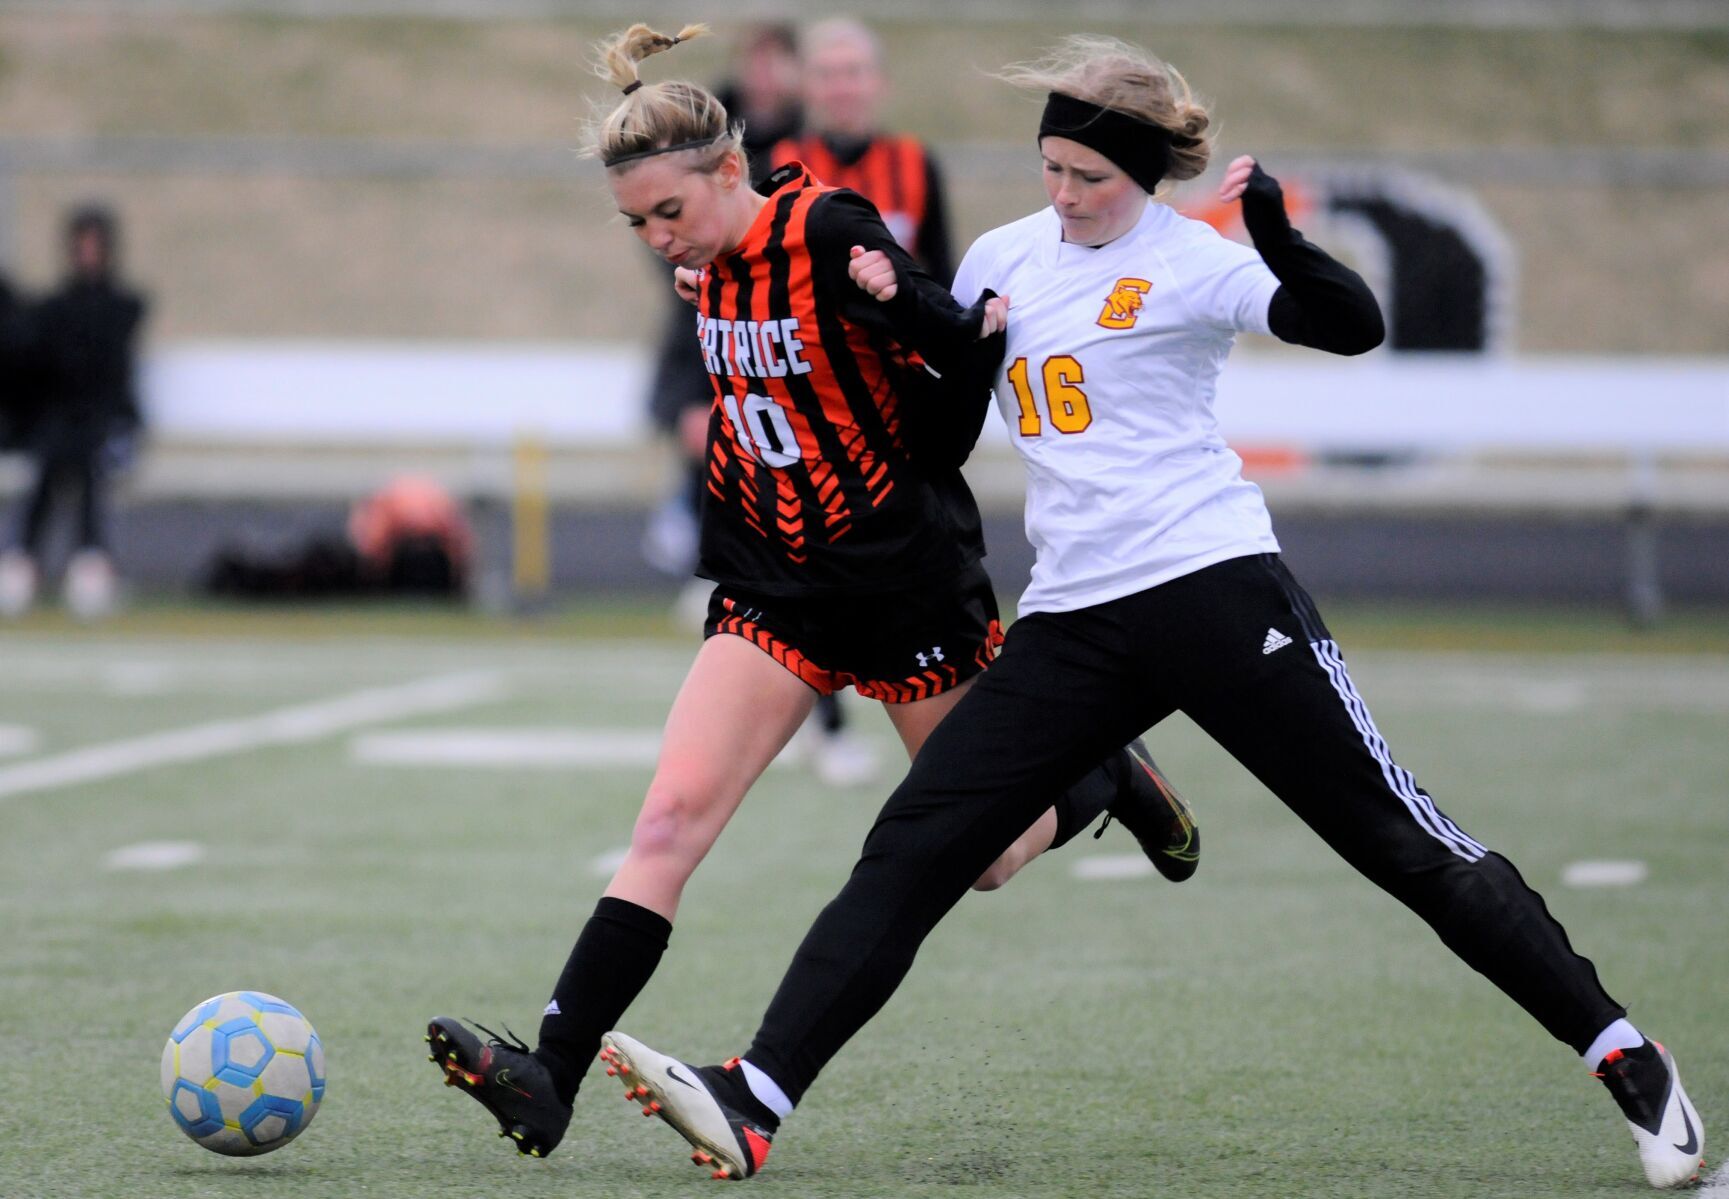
left=584, top=22, right=744, bottom=174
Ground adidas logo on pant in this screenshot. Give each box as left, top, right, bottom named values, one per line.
left=1262, top=628, right=1293, bottom=655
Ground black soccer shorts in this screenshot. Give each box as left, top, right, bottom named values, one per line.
left=703, top=562, right=1004, bottom=702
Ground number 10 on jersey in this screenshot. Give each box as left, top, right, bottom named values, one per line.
left=1005, top=355, right=1092, bottom=436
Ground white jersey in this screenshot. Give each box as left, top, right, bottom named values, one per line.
left=952, top=201, right=1283, bottom=614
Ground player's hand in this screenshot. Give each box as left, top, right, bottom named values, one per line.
left=1217, top=154, right=1258, bottom=203
left=848, top=245, right=898, bottom=301
left=979, top=293, right=1010, bottom=338
left=673, top=266, right=703, bottom=305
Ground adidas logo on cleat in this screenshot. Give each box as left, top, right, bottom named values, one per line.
left=1262, top=628, right=1293, bottom=655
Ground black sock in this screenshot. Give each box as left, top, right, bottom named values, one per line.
left=1049, top=748, right=1126, bottom=849
left=533, top=896, right=672, bottom=1105
left=699, top=1064, right=781, bottom=1134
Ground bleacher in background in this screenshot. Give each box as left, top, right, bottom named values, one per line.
left=0, top=4, right=1723, bottom=613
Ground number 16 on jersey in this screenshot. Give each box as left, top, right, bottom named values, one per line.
left=1006, top=355, right=1093, bottom=436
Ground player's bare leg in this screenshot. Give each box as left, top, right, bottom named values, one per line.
left=429, top=634, right=816, bottom=1156
left=605, top=633, right=817, bottom=918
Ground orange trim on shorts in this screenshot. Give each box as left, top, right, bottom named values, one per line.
left=712, top=613, right=1004, bottom=704
left=713, top=614, right=839, bottom=695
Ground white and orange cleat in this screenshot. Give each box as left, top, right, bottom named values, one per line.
left=1596, top=1039, right=1705, bottom=1188
left=600, top=1032, right=774, bottom=1180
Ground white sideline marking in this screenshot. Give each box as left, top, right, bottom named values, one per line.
left=351, top=729, right=662, bottom=768
left=1697, top=1163, right=1729, bottom=1197
left=1561, top=860, right=1648, bottom=888
left=349, top=728, right=797, bottom=772
left=591, top=845, right=630, bottom=877
left=102, top=662, right=179, bottom=696
left=0, top=672, right=506, bottom=802
left=1072, top=854, right=1156, bottom=881
left=0, top=724, right=39, bottom=758
left=1511, top=681, right=1589, bottom=714
left=105, top=841, right=205, bottom=872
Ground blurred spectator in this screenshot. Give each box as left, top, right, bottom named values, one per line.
left=204, top=475, right=473, bottom=600
left=0, top=270, right=39, bottom=450
left=0, top=206, right=147, bottom=620
left=769, top=17, right=953, bottom=282
left=718, top=22, right=804, bottom=180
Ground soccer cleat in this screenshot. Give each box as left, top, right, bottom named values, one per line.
left=1595, top=1039, right=1705, bottom=1188
left=1095, top=737, right=1200, bottom=881
left=599, top=1032, right=773, bottom=1180
left=426, top=1016, right=571, bottom=1158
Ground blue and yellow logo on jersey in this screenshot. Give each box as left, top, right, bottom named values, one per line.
left=1096, top=277, right=1152, bottom=330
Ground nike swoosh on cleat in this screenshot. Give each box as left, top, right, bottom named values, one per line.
left=494, top=1068, right=532, bottom=1098
left=664, top=1063, right=699, bottom=1090
left=1672, top=1104, right=1699, bottom=1156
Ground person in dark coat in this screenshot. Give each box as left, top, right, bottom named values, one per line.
left=0, top=205, right=147, bottom=619
left=0, top=270, right=41, bottom=450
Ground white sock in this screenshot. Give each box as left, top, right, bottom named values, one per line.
left=1582, top=1018, right=1645, bottom=1069
left=739, top=1059, right=795, bottom=1120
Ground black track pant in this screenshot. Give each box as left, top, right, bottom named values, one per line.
left=20, top=448, right=106, bottom=554
left=745, top=554, right=1625, bottom=1101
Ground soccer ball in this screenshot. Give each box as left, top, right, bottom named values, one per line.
left=159, top=991, right=326, bottom=1156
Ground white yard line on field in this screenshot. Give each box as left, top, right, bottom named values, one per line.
left=349, top=727, right=801, bottom=771
left=1560, top=860, right=1648, bottom=888
left=1072, top=854, right=1157, bottom=881
left=104, top=841, right=206, bottom=871
left=0, top=671, right=507, bottom=802
left=0, top=724, right=40, bottom=757
left=590, top=845, right=631, bottom=877
left=350, top=728, right=664, bottom=768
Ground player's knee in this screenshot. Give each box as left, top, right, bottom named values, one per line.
left=970, top=858, right=1016, bottom=892
left=630, top=779, right=713, bottom=860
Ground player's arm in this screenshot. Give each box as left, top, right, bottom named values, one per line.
left=811, top=191, right=1005, bottom=469
left=809, top=189, right=998, bottom=372
left=1223, top=157, right=1384, bottom=356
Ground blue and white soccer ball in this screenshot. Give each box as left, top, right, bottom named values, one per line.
left=159, top=991, right=326, bottom=1156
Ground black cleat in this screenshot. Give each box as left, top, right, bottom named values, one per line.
left=426, top=1016, right=572, bottom=1158
left=1095, top=738, right=1199, bottom=881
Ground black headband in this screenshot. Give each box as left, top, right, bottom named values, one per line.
left=602, top=132, right=728, bottom=169
left=1038, top=91, right=1188, bottom=194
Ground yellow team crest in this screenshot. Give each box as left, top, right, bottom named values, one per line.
left=1096, top=277, right=1152, bottom=329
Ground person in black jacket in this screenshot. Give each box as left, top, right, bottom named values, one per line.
left=0, top=205, right=147, bottom=619
left=0, top=271, right=39, bottom=450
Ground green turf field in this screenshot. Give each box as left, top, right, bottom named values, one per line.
left=1, top=608, right=1724, bottom=1198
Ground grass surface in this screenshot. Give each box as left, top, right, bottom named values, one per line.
left=0, top=606, right=1724, bottom=1197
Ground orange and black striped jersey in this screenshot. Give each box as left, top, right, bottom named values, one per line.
left=691, top=162, right=991, bottom=598
left=767, top=133, right=952, bottom=283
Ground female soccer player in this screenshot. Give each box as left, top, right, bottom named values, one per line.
left=424, top=24, right=1199, bottom=1160
left=599, top=35, right=1705, bottom=1189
